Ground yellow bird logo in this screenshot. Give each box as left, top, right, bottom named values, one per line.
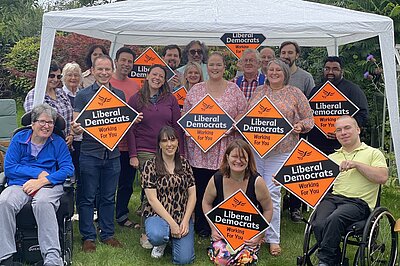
left=297, top=149, right=312, bottom=160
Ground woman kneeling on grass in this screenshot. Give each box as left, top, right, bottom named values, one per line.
left=142, top=126, right=196, bottom=264
left=203, top=139, right=273, bottom=265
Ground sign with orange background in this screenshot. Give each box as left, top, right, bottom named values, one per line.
left=130, top=47, right=175, bottom=88
left=309, top=81, right=359, bottom=138
left=235, top=96, right=293, bottom=158
left=178, top=94, right=234, bottom=152
left=274, top=139, right=340, bottom=208
left=220, top=33, right=266, bottom=59
left=206, top=189, right=269, bottom=252
left=75, top=85, right=139, bottom=151
left=173, top=86, right=187, bottom=107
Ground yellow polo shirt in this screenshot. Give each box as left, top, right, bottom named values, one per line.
left=329, top=142, right=387, bottom=210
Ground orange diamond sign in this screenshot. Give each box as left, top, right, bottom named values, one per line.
left=309, top=81, right=359, bottom=138
left=220, top=33, right=266, bottom=59
left=75, top=85, right=139, bottom=151
left=206, top=189, right=269, bottom=252
left=173, top=86, right=187, bottom=107
left=178, top=94, right=234, bottom=152
left=274, top=139, right=340, bottom=208
left=236, top=96, right=293, bottom=158
left=130, top=47, right=175, bottom=88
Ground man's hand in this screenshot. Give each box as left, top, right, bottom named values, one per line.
left=293, top=122, right=304, bottom=134
left=326, top=132, right=336, bottom=140
left=22, top=171, right=50, bottom=196
left=339, top=160, right=357, bottom=172
left=71, top=121, right=83, bottom=135
left=169, top=76, right=180, bottom=88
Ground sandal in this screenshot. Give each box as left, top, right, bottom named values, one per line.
left=269, top=244, right=282, bottom=257
left=118, top=219, right=140, bottom=229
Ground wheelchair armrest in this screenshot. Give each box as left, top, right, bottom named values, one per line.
left=0, top=172, right=5, bottom=193
left=63, top=175, right=75, bottom=191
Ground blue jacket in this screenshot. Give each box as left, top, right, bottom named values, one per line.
left=4, top=129, right=74, bottom=186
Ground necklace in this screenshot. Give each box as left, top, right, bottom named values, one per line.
left=342, top=150, right=358, bottom=161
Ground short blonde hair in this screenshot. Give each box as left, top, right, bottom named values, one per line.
left=61, top=62, right=82, bottom=85
left=181, top=61, right=203, bottom=88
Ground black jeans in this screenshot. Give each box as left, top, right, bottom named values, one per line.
left=192, top=167, right=217, bottom=235
left=115, top=151, right=137, bottom=223
left=312, top=193, right=370, bottom=265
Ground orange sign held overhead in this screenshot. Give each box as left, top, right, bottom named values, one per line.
left=130, top=47, right=175, bottom=88
left=220, top=33, right=266, bottom=59
left=206, top=189, right=269, bottom=252
left=173, top=86, right=187, bottom=107
left=309, top=81, right=359, bottom=138
left=75, top=85, right=139, bottom=151
left=178, top=94, right=234, bottom=152
left=274, top=139, right=340, bottom=208
left=236, top=96, right=293, bottom=158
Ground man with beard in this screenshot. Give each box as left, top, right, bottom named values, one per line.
left=110, top=47, right=140, bottom=229
left=177, top=40, right=209, bottom=80
left=280, top=41, right=315, bottom=222
left=279, top=41, right=315, bottom=97
left=233, top=48, right=265, bottom=101
left=307, top=56, right=369, bottom=155
left=161, top=44, right=182, bottom=89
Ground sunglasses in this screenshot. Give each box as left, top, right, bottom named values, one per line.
left=189, top=49, right=203, bottom=56
left=48, top=74, right=62, bottom=79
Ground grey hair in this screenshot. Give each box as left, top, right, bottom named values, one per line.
left=240, top=48, right=261, bottom=63
left=31, top=103, right=57, bottom=123
left=61, top=62, right=83, bottom=84
left=267, top=59, right=291, bottom=86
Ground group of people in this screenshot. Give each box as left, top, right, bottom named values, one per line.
left=0, top=39, right=385, bottom=266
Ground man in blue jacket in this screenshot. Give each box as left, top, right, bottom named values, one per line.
left=0, top=103, right=74, bottom=266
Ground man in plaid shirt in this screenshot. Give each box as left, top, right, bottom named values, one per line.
left=233, top=48, right=266, bottom=101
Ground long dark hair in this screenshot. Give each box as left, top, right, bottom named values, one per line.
left=220, top=139, right=258, bottom=180
left=155, top=126, right=183, bottom=176
left=137, top=64, right=170, bottom=109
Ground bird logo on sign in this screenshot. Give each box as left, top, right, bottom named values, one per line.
left=201, top=102, right=214, bottom=111
left=297, top=149, right=312, bottom=160
left=258, top=104, right=271, bottom=114
left=98, top=96, right=111, bottom=106
left=322, top=90, right=334, bottom=98
left=232, top=197, right=246, bottom=208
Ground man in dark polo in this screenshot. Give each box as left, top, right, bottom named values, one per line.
left=72, top=55, right=124, bottom=252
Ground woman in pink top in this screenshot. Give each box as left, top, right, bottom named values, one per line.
left=183, top=52, right=247, bottom=237
left=248, top=59, right=314, bottom=256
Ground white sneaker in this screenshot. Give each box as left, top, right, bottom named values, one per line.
left=151, top=244, right=167, bottom=259
left=72, top=214, right=79, bottom=221
left=140, top=234, right=153, bottom=249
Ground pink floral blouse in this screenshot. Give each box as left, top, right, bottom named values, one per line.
left=249, top=84, right=314, bottom=155
left=183, top=81, right=247, bottom=170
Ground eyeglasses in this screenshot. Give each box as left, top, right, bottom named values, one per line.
left=323, top=67, right=341, bottom=73
left=48, top=74, right=63, bottom=79
left=189, top=49, right=203, bottom=56
left=240, top=58, right=258, bottom=64
left=35, top=119, right=54, bottom=127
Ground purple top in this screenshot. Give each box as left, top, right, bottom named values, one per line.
left=127, top=92, right=183, bottom=157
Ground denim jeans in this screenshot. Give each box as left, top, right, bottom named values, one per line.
left=145, top=216, right=195, bottom=264
left=78, top=153, right=120, bottom=241
left=115, top=151, right=137, bottom=223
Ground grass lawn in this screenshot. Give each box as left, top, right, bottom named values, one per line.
left=71, top=184, right=400, bottom=266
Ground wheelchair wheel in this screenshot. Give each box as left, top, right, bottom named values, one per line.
left=298, top=210, right=319, bottom=266
left=360, top=207, right=398, bottom=266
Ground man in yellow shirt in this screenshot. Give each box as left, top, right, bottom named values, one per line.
left=312, top=115, right=388, bottom=266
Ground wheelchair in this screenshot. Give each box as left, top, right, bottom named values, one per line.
left=297, top=192, right=398, bottom=266
left=0, top=112, right=74, bottom=265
